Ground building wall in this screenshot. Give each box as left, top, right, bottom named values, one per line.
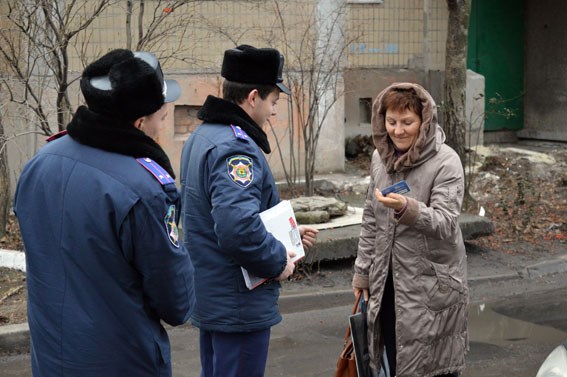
left=2, top=0, right=459, bottom=200
left=521, top=0, right=567, bottom=141
left=344, top=0, right=449, bottom=138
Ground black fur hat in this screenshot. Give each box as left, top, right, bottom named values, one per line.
left=221, top=45, right=290, bottom=95
left=80, top=49, right=181, bottom=122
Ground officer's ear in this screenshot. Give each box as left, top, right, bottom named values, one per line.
left=245, top=89, right=260, bottom=108
left=133, top=116, right=144, bottom=130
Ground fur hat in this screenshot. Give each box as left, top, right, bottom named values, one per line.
left=221, top=45, right=290, bottom=95
left=80, top=49, right=181, bottom=122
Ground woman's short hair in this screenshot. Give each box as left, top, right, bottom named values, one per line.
left=223, top=80, right=278, bottom=104
left=381, top=87, right=423, bottom=119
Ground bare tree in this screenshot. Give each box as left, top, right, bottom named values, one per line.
left=0, top=113, right=8, bottom=238
left=0, top=0, right=201, bottom=236
left=0, top=0, right=114, bottom=135
left=0, top=0, right=115, bottom=236
left=125, top=0, right=201, bottom=65
left=273, top=0, right=352, bottom=196
left=444, top=0, right=471, bottom=163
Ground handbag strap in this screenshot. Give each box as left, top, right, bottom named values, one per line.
left=343, top=291, right=363, bottom=342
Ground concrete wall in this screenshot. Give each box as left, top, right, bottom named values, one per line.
left=4, top=0, right=460, bottom=201
left=521, top=0, right=567, bottom=141
left=466, top=69, right=485, bottom=148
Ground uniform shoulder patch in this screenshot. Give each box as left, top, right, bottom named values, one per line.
left=226, top=155, right=254, bottom=188
left=136, top=158, right=175, bottom=185
left=230, top=124, right=249, bottom=141
left=164, top=204, right=180, bottom=247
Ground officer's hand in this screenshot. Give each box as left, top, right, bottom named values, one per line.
left=299, top=226, right=319, bottom=250
left=276, top=250, right=297, bottom=281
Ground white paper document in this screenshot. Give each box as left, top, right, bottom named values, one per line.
left=241, top=200, right=305, bottom=290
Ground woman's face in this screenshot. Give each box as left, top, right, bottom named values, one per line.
left=385, top=108, right=422, bottom=152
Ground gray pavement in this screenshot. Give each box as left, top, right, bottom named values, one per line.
left=2, top=229, right=567, bottom=356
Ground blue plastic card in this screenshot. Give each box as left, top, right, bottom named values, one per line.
left=381, top=180, right=410, bottom=196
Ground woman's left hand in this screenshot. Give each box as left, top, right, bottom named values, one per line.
left=375, top=189, right=407, bottom=211
left=299, top=226, right=319, bottom=249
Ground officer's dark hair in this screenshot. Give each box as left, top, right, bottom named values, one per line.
left=222, top=80, right=278, bottom=105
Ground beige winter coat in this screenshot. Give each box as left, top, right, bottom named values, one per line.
left=352, top=83, right=468, bottom=377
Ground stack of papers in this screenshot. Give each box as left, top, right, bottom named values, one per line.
left=241, top=200, right=305, bottom=289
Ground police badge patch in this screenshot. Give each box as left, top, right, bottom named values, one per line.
left=227, top=155, right=254, bottom=188
left=164, top=205, right=180, bottom=247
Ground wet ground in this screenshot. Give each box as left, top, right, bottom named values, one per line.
left=3, top=274, right=567, bottom=376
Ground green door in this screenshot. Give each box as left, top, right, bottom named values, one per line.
left=467, top=0, right=524, bottom=131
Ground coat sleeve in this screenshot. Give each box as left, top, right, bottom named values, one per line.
left=353, top=152, right=380, bottom=289
left=398, top=148, right=464, bottom=241
left=123, top=195, right=196, bottom=326
left=206, top=143, right=287, bottom=279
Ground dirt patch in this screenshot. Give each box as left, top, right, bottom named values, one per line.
left=0, top=215, right=24, bottom=251
left=0, top=267, right=27, bottom=325
left=466, top=143, right=567, bottom=254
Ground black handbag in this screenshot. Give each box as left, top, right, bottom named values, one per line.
left=349, top=294, right=371, bottom=377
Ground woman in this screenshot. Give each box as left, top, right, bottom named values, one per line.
left=352, top=82, right=468, bottom=377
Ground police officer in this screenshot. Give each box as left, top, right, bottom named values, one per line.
left=180, top=45, right=318, bottom=377
left=14, top=49, right=195, bottom=377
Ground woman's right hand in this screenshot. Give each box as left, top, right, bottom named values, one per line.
left=353, top=287, right=369, bottom=302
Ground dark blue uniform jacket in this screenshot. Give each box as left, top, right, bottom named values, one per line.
left=180, top=97, right=287, bottom=333
left=14, top=135, right=195, bottom=377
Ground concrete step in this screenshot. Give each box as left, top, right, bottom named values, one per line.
left=304, top=213, right=494, bottom=263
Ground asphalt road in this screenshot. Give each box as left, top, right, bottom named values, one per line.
left=3, top=273, right=567, bottom=377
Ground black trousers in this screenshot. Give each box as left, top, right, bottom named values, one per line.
left=379, top=270, right=458, bottom=377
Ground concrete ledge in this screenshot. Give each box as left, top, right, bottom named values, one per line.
left=0, top=323, right=29, bottom=355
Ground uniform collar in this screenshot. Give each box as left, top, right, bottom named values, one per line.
left=197, top=95, right=271, bottom=154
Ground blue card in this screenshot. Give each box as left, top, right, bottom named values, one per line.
left=381, top=180, right=410, bottom=196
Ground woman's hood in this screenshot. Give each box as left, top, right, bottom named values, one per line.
left=371, top=82, right=445, bottom=173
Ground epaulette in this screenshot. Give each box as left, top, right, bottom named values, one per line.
left=46, top=130, right=68, bottom=142
left=230, top=124, right=249, bottom=142
left=136, top=158, right=175, bottom=185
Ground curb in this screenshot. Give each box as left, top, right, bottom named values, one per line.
left=0, top=323, right=29, bottom=355
left=525, top=255, right=567, bottom=278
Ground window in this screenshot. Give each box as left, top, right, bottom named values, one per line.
left=174, top=105, right=201, bottom=136
left=359, top=98, right=373, bottom=125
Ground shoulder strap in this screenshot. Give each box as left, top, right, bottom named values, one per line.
left=136, top=157, right=175, bottom=185
left=343, top=292, right=363, bottom=342
left=230, top=124, right=250, bottom=141
left=46, top=130, right=68, bottom=142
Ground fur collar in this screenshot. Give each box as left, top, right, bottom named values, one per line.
left=66, top=106, right=176, bottom=178
left=197, top=95, right=271, bottom=154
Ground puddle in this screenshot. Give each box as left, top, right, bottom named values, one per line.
left=469, top=302, right=567, bottom=347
